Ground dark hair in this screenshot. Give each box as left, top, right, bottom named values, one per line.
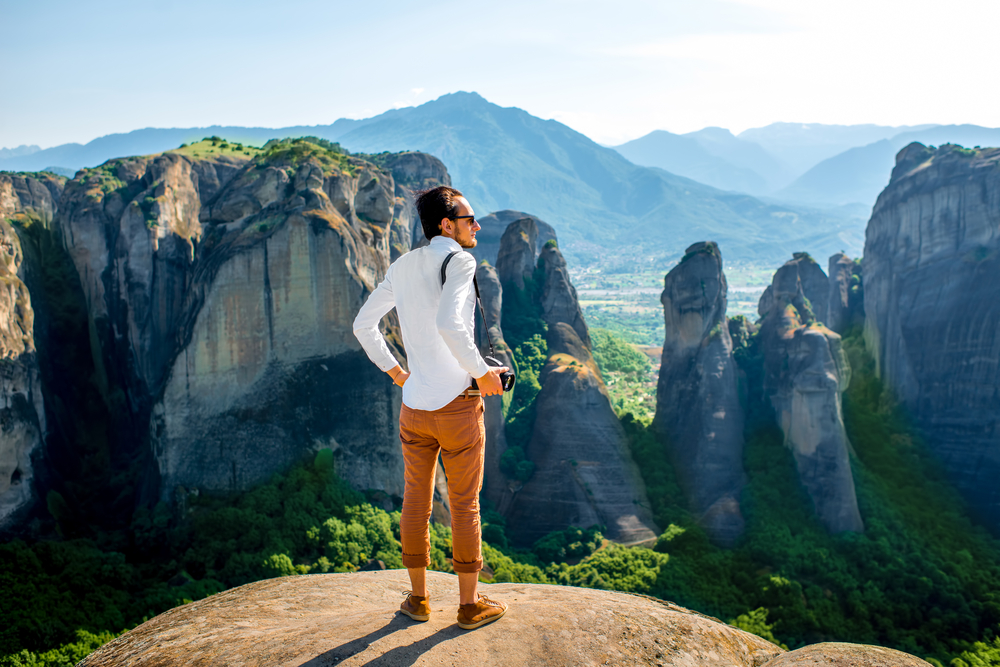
left=415, top=186, right=464, bottom=240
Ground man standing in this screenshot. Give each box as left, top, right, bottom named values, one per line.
left=353, top=186, right=509, bottom=630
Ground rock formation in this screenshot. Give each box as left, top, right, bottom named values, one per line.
left=826, top=252, right=863, bottom=334
left=48, top=139, right=447, bottom=504
left=473, top=262, right=515, bottom=514
left=77, top=570, right=932, bottom=667
left=471, top=209, right=556, bottom=267
left=501, top=222, right=658, bottom=545
left=758, top=254, right=863, bottom=534
left=369, top=151, right=450, bottom=259
left=0, top=174, right=57, bottom=526
left=654, top=242, right=746, bottom=547
left=863, top=142, right=1000, bottom=530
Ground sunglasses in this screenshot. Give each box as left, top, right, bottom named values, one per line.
left=450, top=215, right=478, bottom=226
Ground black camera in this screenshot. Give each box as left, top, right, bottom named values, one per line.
left=484, top=356, right=516, bottom=392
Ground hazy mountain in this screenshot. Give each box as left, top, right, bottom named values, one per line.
left=0, top=122, right=358, bottom=173
left=738, top=122, right=939, bottom=176
left=1, top=93, right=868, bottom=263
left=777, top=125, right=1000, bottom=207
left=0, top=145, right=41, bottom=160
left=327, top=92, right=864, bottom=262
left=613, top=130, right=773, bottom=194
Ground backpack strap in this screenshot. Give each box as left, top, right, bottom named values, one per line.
left=440, top=251, right=498, bottom=359
left=440, top=251, right=460, bottom=285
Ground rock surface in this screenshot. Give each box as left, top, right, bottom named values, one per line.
left=371, top=151, right=451, bottom=259
left=758, top=255, right=863, bottom=534
left=503, top=235, right=658, bottom=545
left=654, top=242, right=746, bottom=546
left=826, top=253, right=855, bottom=334
left=78, top=569, right=786, bottom=667
left=762, top=642, right=932, bottom=666
left=50, top=140, right=446, bottom=503
left=474, top=262, right=515, bottom=514
left=471, top=210, right=556, bottom=267
left=0, top=179, right=52, bottom=526
left=863, top=143, right=1000, bottom=530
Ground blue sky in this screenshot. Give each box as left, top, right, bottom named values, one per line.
left=2, top=0, right=998, bottom=149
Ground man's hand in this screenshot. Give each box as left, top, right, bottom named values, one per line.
left=388, top=365, right=409, bottom=387
left=476, top=366, right=509, bottom=397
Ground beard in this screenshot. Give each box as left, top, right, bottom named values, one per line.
left=457, top=232, right=478, bottom=249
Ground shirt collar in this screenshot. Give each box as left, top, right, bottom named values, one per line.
left=430, top=235, right=462, bottom=253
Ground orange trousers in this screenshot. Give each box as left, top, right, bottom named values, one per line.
left=398, top=394, right=485, bottom=574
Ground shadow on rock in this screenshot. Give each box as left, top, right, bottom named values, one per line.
left=301, top=613, right=462, bottom=666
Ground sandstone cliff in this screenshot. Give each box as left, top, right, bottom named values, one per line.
left=77, top=570, right=932, bottom=667
left=500, top=222, right=658, bottom=545
left=51, top=139, right=446, bottom=503
left=863, top=142, right=1000, bottom=530
left=654, top=242, right=746, bottom=547
left=471, top=209, right=556, bottom=267
left=473, top=262, right=515, bottom=515
left=0, top=174, right=57, bottom=525
left=826, top=252, right=863, bottom=335
left=758, top=254, right=863, bottom=534
left=367, top=151, right=451, bottom=259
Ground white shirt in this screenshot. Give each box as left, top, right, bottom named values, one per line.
left=353, top=235, right=491, bottom=411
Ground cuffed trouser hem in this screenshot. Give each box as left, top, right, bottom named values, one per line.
left=402, top=553, right=431, bottom=569
left=451, top=559, right=483, bottom=574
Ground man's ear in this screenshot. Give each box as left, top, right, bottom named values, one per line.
left=440, top=216, right=454, bottom=237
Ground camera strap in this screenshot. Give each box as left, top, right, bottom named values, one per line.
left=440, top=251, right=497, bottom=359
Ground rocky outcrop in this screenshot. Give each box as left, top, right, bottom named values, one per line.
left=78, top=570, right=932, bottom=667
left=757, top=252, right=828, bottom=325
left=759, top=255, right=863, bottom=534
left=472, top=210, right=556, bottom=266
left=474, top=263, right=514, bottom=514
left=762, top=642, right=932, bottom=666
left=370, top=151, right=450, bottom=259
left=79, top=569, right=785, bottom=667
left=494, top=217, right=541, bottom=291
left=0, top=178, right=52, bottom=526
left=503, top=230, right=658, bottom=545
left=51, top=140, right=447, bottom=503
left=863, top=143, right=1000, bottom=530
left=654, top=242, right=746, bottom=547
left=826, top=252, right=864, bottom=334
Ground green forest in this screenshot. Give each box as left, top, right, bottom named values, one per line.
left=2, top=226, right=1000, bottom=666
left=4, top=328, right=1000, bottom=666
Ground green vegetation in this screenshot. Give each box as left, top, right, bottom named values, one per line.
left=591, top=327, right=657, bottom=420
left=607, top=330, right=1000, bottom=664
left=256, top=137, right=354, bottom=175
left=168, top=137, right=260, bottom=160
left=500, top=272, right=548, bottom=484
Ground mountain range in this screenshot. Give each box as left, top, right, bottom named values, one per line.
left=615, top=122, right=1000, bottom=209
left=0, top=93, right=872, bottom=264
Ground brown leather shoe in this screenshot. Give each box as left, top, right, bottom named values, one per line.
left=400, top=591, right=431, bottom=621
left=457, top=594, right=507, bottom=629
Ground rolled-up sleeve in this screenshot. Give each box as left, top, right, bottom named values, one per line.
left=437, top=252, right=491, bottom=378
left=352, top=268, right=400, bottom=372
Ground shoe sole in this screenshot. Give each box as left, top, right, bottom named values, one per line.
left=457, top=606, right=507, bottom=630
left=400, top=609, right=430, bottom=622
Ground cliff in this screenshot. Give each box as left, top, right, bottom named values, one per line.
left=825, top=252, right=861, bottom=334
left=472, top=209, right=556, bottom=266
left=500, top=220, right=658, bottom=545
left=474, top=262, right=514, bottom=514
left=758, top=254, right=863, bottom=534
left=654, top=242, right=746, bottom=547
left=863, top=142, right=1000, bottom=530
left=77, top=570, right=932, bottom=667
left=0, top=173, right=59, bottom=525
left=49, top=138, right=447, bottom=503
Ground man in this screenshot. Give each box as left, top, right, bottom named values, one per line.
left=352, top=186, right=510, bottom=630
